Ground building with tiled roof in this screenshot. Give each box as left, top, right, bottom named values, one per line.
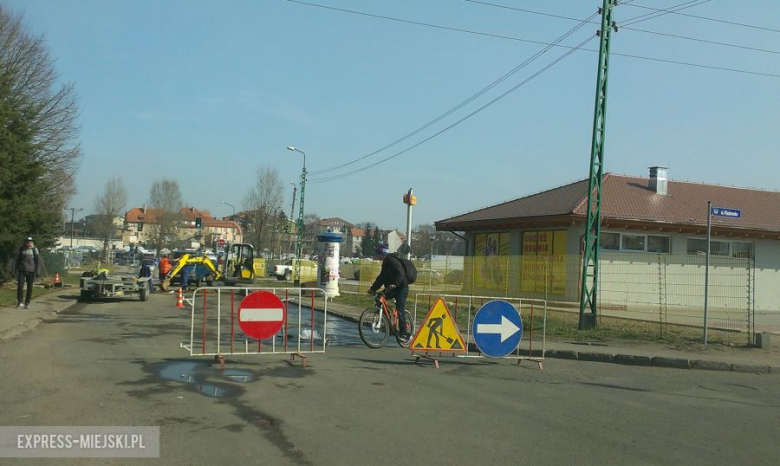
left=435, top=168, right=779, bottom=323
left=123, top=206, right=242, bottom=248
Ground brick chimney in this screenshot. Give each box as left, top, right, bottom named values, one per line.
left=649, top=166, right=668, bottom=195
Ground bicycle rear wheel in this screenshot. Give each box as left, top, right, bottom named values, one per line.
left=358, top=307, right=390, bottom=348
left=395, top=310, right=415, bottom=348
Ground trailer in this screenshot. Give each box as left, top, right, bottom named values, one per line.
left=79, top=273, right=151, bottom=302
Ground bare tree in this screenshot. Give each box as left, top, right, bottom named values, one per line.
left=148, top=179, right=184, bottom=250
left=243, top=166, right=283, bottom=253
left=411, top=224, right=436, bottom=259
left=93, top=178, right=127, bottom=260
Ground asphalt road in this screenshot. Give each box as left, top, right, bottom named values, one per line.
left=1, top=293, right=778, bottom=465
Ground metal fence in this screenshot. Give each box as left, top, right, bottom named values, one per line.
left=179, top=286, right=329, bottom=364
left=353, top=253, right=754, bottom=345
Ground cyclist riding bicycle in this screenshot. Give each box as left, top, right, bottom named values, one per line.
left=368, top=243, right=412, bottom=338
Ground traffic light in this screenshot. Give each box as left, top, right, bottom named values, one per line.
left=195, top=217, right=202, bottom=228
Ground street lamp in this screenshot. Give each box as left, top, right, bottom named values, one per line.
left=287, top=145, right=307, bottom=285
left=429, top=233, right=435, bottom=289
left=220, top=200, right=242, bottom=243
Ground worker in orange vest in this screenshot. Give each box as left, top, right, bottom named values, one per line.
left=159, top=254, right=173, bottom=282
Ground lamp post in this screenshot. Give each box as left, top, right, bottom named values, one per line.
left=429, top=233, right=435, bottom=290
left=68, top=207, right=83, bottom=248
left=287, top=145, right=307, bottom=286
left=220, top=200, right=242, bottom=243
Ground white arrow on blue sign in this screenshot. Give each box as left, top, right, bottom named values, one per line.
left=473, top=300, right=523, bottom=358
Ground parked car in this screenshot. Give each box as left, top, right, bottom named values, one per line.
left=417, top=269, right=444, bottom=285
left=446, top=270, right=464, bottom=285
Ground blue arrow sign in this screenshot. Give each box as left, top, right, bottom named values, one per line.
left=711, top=207, right=741, bottom=218
left=473, top=300, right=523, bottom=358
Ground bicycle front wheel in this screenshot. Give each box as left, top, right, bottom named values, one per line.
left=358, top=307, right=389, bottom=349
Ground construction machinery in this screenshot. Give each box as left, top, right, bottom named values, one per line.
left=221, top=242, right=256, bottom=286
left=160, top=253, right=221, bottom=292
left=159, top=242, right=256, bottom=291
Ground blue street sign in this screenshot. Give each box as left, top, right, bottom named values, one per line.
left=473, top=300, right=523, bottom=358
left=710, top=207, right=741, bottom=219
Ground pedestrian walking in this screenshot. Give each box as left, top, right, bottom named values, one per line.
left=13, top=237, right=42, bottom=309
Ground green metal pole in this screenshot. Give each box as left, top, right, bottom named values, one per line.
left=579, top=0, right=616, bottom=330
left=295, top=164, right=306, bottom=286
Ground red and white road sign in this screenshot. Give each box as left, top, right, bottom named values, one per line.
left=238, top=291, right=286, bottom=340
left=218, top=238, right=226, bottom=247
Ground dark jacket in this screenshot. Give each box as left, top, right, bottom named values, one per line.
left=369, top=253, right=407, bottom=292
left=15, top=246, right=41, bottom=275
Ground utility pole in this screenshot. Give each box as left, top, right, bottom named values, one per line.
left=289, top=181, right=297, bottom=223
left=68, top=207, right=83, bottom=248
left=579, top=0, right=617, bottom=330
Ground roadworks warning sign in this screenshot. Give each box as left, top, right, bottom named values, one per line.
left=410, top=297, right=466, bottom=353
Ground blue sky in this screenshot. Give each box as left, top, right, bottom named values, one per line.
left=10, top=0, right=780, bottom=231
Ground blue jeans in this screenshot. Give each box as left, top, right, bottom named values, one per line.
left=181, top=266, right=190, bottom=290
left=385, top=285, right=410, bottom=333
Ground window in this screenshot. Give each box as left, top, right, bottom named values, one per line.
left=647, top=236, right=670, bottom=253
left=731, top=242, right=753, bottom=259
left=621, top=234, right=646, bottom=252
left=687, top=238, right=731, bottom=256
left=710, top=241, right=730, bottom=256
left=600, top=232, right=669, bottom=253
left=687, top=239, right=707, bottom=255
left=600, top=232, right=620, bottom=250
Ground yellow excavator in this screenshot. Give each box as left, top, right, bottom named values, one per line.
left=159, top=243, right=256, bottom=292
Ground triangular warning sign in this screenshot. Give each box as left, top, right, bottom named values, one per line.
left=409, top=297, right=466, bottom=353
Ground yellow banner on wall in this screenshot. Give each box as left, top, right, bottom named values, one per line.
left=521, top=230, right=567, bottom=295
left=474, top=232, right=509, bottom=292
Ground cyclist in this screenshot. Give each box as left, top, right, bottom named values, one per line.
left=367, top=243, right=411, bottom=338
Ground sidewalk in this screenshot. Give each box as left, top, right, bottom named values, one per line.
left=0, top=286, right=81, bottom=341
left=323, top=299, right=780, bottom=374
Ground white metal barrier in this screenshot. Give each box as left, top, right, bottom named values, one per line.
left=412, top=293, right=547, bottom=369
left=179, top=286, right=329, bottom=366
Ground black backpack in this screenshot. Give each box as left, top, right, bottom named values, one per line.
left=399, top=257, right=417, bottom=285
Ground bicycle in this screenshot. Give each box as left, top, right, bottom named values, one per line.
left=358, top=291, right=414, bottom=349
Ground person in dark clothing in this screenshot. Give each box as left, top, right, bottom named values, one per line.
left=14, top=237, right=41, bottom=309
left=367, top=243, right=411, bottom=338
left=139, top=261, right=154, bottom=293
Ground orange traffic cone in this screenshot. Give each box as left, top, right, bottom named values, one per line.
left=53, top=272, right=62, bottom=288
left=176, top=287, right=185, bottom=308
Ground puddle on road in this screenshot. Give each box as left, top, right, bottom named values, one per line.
left=151, top=360, right=256, bottom=399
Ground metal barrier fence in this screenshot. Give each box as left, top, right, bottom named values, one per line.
left=180, top=286, right=329, bottom=365
left=355, top=253, right=754, bottom=345
left=412, top=293, right=546, bottom=368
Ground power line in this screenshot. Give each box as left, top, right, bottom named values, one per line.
left=624, top=2, right=780, bottom=34
left=621, top=0, right=710, bottom=26
left=310, top=11, right=599, bottom=176
left=466, top=0, right=779, bottom=56
left=287, top=0, right=780, bottom=79
left=287, top=0, right=594, bottom=51
left=623, top=26, right=780, bottom=55
left=309, top=35, right=597, bottom=184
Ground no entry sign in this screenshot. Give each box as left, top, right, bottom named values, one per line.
left=238, top=291, right=286, bottom=340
